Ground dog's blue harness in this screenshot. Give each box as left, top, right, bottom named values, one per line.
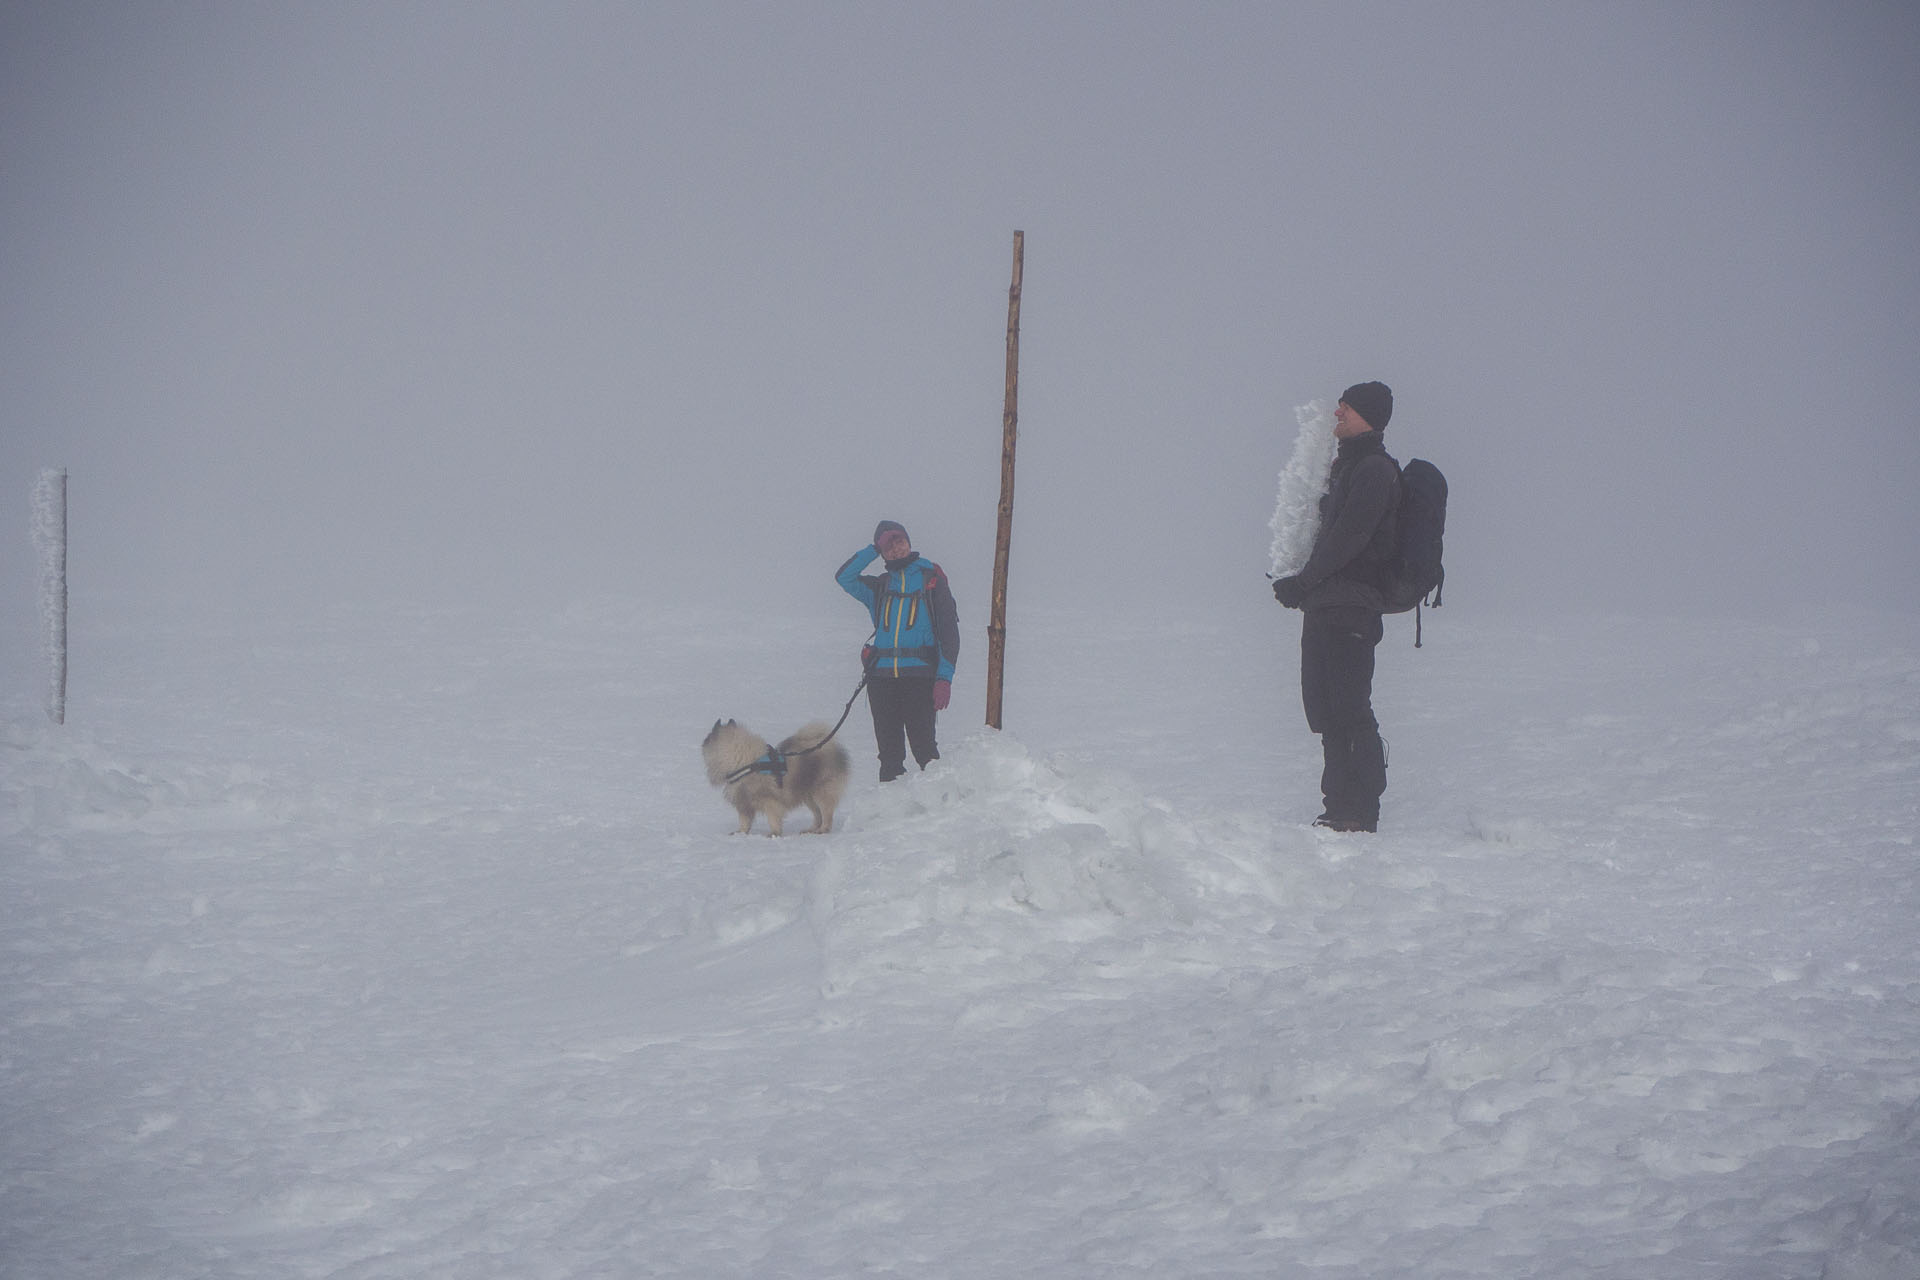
left=724, top=748, right=788, bottom=787
left=717, top=640, right=876, bottom=790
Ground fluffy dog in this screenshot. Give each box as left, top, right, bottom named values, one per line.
left=701, top=719, right=850, bottom=836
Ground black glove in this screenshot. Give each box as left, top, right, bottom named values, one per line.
left=1271, top=575, right=1308, bottom=608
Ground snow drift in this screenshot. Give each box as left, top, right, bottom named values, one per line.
left=2, top=601, right=1917, bottom=1278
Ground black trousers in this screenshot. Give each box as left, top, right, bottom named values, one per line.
left=867, top=676, right=939, bottom=780
left=1300, top=607, right=1386, bottom=823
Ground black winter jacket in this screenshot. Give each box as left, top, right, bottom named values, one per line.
left=1298, top=432, right=1399, bottom=614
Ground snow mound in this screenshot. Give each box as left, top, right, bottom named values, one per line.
left=813, top=729, right=1304, bottom=997
left=3, top=726, right=283, bottom=835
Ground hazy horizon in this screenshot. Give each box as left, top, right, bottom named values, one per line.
left=5, top=1, right=1917, bottom=639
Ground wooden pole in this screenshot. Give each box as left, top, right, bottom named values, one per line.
left=986, top=231, right=1022, bottom=730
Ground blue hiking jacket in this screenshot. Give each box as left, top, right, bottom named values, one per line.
left=835, top=547, right=959, bottom=682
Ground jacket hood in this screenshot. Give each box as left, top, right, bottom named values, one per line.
left=1337, top=432, right=1388, bottom=461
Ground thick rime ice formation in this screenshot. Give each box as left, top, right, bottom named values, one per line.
left=32, top=467, right=67, bottom=724
left=1268, top=398, right=1337, bottom=578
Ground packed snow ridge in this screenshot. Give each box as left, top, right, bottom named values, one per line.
left=2, top=603, right=1917, bottom=1278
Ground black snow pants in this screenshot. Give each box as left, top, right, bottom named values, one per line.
left=867, top=676, right=939, bottom=781
left=1299, top=606, right=1387, bottom=824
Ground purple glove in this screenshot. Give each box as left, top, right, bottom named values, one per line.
left=932, top=680, right=951, bottom=711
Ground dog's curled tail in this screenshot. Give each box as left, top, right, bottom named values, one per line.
left=779, top=721, right=839, bottom=755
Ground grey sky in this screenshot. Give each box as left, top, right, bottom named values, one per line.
left=4, top=1, right=1916, bottom=634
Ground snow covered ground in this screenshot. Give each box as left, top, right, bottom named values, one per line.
left=4, top=595, right=1918, bottom=1278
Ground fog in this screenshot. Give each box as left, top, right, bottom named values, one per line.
left=4, top=1, right=1917, bottom=637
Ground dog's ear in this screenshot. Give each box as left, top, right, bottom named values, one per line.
left=710, top=719, right=721, bottom=734
left=726, top=718, right=736, bottom=726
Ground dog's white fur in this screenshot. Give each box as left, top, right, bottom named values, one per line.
left=701, top=719, right=850, bottom=836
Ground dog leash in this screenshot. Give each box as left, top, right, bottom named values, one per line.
left=722, top=642, right=876, bottom=786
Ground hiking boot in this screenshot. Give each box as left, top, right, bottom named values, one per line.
left=1313, top=816, right=1376, bottom=833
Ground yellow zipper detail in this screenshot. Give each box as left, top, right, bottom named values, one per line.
left=889, top=570, right=905, bottom=674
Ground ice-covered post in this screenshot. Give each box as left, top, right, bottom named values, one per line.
left=1269, top=400, right=1337, bottom=578
left=33, top=467, right=68, bottom=724
left=986, top=230, right=1022, bottom=731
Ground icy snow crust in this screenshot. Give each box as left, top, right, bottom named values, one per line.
left=3, top=602, right=1918, bottom=1277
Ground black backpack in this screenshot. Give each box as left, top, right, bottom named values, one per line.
left=1380, top=458, right=1447, bottom=638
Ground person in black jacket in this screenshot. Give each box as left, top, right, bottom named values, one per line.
left=1272, top=382, right=1400, bottom=832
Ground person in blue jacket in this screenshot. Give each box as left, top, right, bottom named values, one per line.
left=835, top=520, right=960, bottom=781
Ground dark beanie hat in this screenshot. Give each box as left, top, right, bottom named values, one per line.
left=873, top=520, right=908, bottom=545
left=1340, top=381, right=1393, bottom=431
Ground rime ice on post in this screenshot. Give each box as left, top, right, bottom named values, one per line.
left=1268, top=400, right=1336, bottom=577
left=33, top=468, right=67, bottom=724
